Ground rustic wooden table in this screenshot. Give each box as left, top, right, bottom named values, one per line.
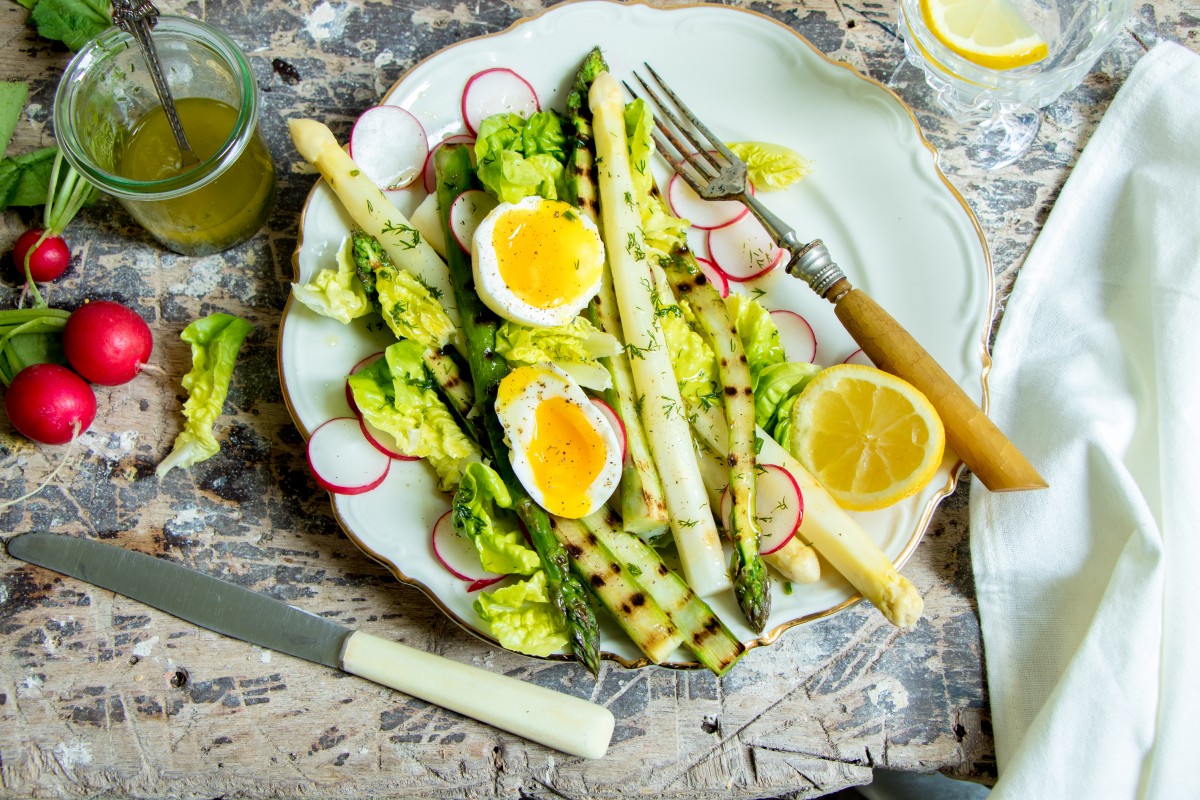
left=1, top=1, right=1193, bottom=798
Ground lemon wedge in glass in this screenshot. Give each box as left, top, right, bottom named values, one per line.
left=920, top=0, right=1050, bottom=70
left=787, top=364, right=946, bottom=512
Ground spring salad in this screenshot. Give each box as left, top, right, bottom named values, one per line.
left=288, top=48, right=922, bottom=675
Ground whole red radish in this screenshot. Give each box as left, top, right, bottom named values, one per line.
left=63, top=300, right=154, bottom=386
left=13, top=228, right=70, bottom=282
left=4, top=363, right=96, bottom=445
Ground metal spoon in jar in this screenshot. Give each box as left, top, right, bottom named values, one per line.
left=111, top=0, right=200, bottom=168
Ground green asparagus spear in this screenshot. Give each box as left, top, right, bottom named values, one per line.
left=550, top=516, right=684, bottom=664
left=581, top=508, right=745, bottom=675
left=661, top=250, right=771, bottom=633
left=434, top=142, right=602, bottom=676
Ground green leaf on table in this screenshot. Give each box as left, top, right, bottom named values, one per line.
left=18, top=0, right=113, bottom=52
left=6, top=331, right=67, bottom=372
left=0, top=81, right=29, bottom=156
left=0, top=146, right=56, bottom=210
left=156, top=313, right=254, bottom=478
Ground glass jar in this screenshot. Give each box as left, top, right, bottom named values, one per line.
left=53, top=16, right=276, bottom=256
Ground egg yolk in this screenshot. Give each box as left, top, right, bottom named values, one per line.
left=528, top=396, right=607, bottom=518
left=492, top=203, right=603, bottom=310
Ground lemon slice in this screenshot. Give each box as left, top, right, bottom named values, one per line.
left=788, top=364, right=945, bottom=512
left=920, top=0, right=1050, bottom=70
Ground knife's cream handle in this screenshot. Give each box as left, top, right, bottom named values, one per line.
left=827, top=280, right=1047, bottom=492
left=340, top=631, right=614, bottom=759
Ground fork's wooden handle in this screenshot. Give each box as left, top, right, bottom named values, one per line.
left=825, top=279, right=1047, bottom=492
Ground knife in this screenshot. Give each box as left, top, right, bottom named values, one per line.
left=5, top=531, right=614, bottom=759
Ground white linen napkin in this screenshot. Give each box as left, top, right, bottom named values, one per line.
left=969, top=41, right=1200, bottom=799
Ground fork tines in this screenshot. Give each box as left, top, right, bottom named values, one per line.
left=626, top=63, right=747, bottom=198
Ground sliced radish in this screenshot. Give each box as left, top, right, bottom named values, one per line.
left=360, top=417, right=418, bottom=461
left=384, top=187, right=420, bottom=216
left=695, top=256, right=729, bottom=298
left=844, top=348, right=873, bottom=366
left=770, top=310, right=818, bottom=364
left=467, top=577, right=505, bottom=593
left=345, top=351, right=385, bottom=414
left=589, top=397, right=627, bottom=463
left=307, top=417, right=390, bottom=495
left=431, top=510, right=508, bottom=584
left=461, top=68, right=539, bottom=136
left=666, top=171, right=751, bottom=230
left=423, top=134, right=476, bottom=194
left=707, top=214, right=785, bottom=282
left=349, top=106, right=429, bottom=191
left=449, top=189, right=499, bottom=253
left=720, top=464, right=803, bottom=555
left=756, top=464, right=804, bottom=554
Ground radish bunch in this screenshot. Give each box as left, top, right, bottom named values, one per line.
left=2, top=299, right=154, bottom=446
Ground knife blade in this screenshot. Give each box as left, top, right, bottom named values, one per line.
left=5, top=531, right=614, bottom=759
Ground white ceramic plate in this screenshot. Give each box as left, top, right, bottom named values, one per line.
left=280, top=0, right=991, bottom=667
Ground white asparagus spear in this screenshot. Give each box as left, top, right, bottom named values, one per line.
left=589, top=73, right=730, bottom=597
left=288, top=118, right=461, bottom=334
left=757, top=435, right=924, bottom=627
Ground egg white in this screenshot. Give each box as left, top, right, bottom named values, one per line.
left=472, top=195, right=605, bottom=328
left=495, top=364, right=622, bottom=519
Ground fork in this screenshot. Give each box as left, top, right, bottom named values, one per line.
left=630, top=64, right=1046, bottom=493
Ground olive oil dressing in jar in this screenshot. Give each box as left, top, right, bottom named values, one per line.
left=53, top=16, right=276, bottom=256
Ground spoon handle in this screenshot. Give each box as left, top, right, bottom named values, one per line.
left=111, top=0, right=199, bottom=167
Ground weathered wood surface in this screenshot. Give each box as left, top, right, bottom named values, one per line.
left=0, top=1, right=1194, bottom=798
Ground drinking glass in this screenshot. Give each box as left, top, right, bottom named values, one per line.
left=898, top=0, right=1132, bottom=169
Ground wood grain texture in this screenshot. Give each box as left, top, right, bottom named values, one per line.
left=1, top=0, right=1196, bottom=797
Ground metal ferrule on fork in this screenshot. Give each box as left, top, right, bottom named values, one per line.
left=740, top=193, right=847, bottom=299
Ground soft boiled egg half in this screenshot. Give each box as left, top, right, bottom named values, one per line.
left=495, top=364, right=622, bottom=519
left=472, top=196, right=605, bottom=328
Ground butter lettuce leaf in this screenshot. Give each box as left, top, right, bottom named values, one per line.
left=475, top=111, right=568, bottom=203
left=495, top=317, right=620, bottom=390
left=496, top=317, right=620, bottom=362
left=658, top=298, right=719, bottom=408
left=452, top=463, right=540, bottom=576
left=624, top=99, right=688, bottom=256
left=725, top=294, right=786, bottom=388
left=374, top=257, right=455, bottom=350
left=292, top=237, right=372, bottom=324
left=157, top=313, right=252, bottom=477
left=624, top=99, right=656, bottom=202
left=727, top=141, right=811, bottom=192
left=474, top=572, right=570, bottom=657
left=754, top=361, right=821, bottom=429
left=771, top=393, right=800, bottom=452
left=348, top=340, right=479, bottom=489
left=347, top=230, right=454, bottom=349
